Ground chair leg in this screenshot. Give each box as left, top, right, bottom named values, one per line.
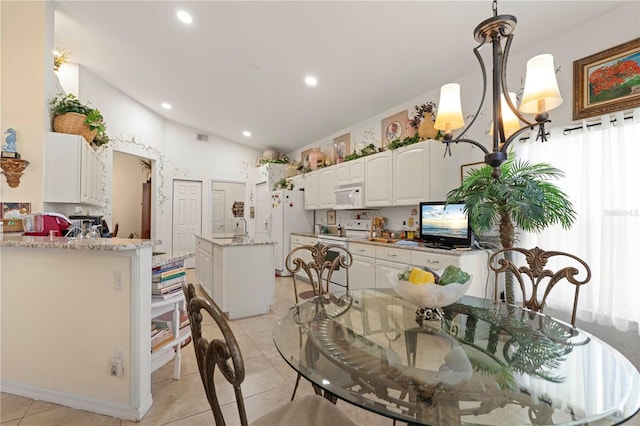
left=290, top=373, right=302, bottom=401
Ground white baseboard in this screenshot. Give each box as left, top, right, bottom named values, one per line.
left=1, top=380, right=153, bottom=421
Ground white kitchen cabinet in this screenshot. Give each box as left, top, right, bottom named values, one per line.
left=364, top=151, right=393, bottom=207
left=411, top=249, right=490, bottom=299
left=336, top=158, right=365, bottom=186
left=374, top=245, right=412, bottom=288
left=291, top=174, right=304, bottom=190
left=303, top=171, right=319, bottom=210
left=349, top=242, right=376, bottom=290
left=393, top=141, right=430, bottom=205
left=317, top=167, right=336, bottom=208
left=195, top=237, right=214, bottom=298
left=256, top=163, right=287, bottom=190
left=44, top=132, right=104, bottom=206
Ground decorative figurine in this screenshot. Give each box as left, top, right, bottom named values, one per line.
left=3, top=128, right=17, bottom=152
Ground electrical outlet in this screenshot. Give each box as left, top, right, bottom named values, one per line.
left=111, top=348, right=125, bottom=377
left=114, top=271, right=124, bottom=290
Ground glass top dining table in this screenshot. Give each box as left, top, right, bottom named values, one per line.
left=273, top=289, right=640, bottom=426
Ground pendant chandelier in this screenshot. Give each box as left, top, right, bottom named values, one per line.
left=434, top=0, right=562, bottom=178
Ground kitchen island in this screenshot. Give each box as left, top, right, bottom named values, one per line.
left=0, top=235, right=182, bottom=421
left=194, top=234, right=275, bottom=319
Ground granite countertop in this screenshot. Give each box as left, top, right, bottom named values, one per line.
left=0, top=234, right=159, bottom=251
left=195, top=233, right=275, bottom=246
left=152, top=251, right=194, bottom=268
left=290, top=231, right=475, bottom=256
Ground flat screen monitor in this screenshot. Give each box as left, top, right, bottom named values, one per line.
left=419, top=201, right=472, bottom=249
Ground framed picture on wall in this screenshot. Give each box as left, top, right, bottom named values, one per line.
left=573, top=38, right=640, bottom=120
left=327, top=209, right=336, bottom=225
left=381, top=110, right=408, bottom=148
left=460, top=162, right=485, bottom=182
left=333, top=133, right=350, bottom=163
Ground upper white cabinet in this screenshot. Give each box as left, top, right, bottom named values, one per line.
left=336, top=158, right=365, bottom=186
left=303, top=170, right=319, bottom=210
left=317, top=167, right=336, bottom=208
left=44, top=132, right=104, bottom=206
left=364, top=151, right=393, bottom=207
left=393, top=141, right=430, bottom=205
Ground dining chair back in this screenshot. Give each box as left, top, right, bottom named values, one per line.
left=182, top=283, right=355, bottom=426
left=285, top=243, right=353, bottom=303
left=488, top=246, right=591, bottom=326
left=285, top=243, right=353, bottom=400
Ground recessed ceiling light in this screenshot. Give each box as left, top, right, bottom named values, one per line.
left=176, top=10, right=193, bottom=24
left=305, top=75, right=318, bottom=86
left=242, top=130, right=252, bottom=137
left=161, top=102, right=172, bottom=110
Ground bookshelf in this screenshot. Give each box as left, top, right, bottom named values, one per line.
left=150, top=256, right=192, bottom=380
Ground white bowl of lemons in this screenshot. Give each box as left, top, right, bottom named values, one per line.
left=388, top=265, right=472, bottom=308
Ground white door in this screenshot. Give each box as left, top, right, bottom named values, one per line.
left=211, top=189, right=225, bottom=234
left=173, top=180, right=202, bottom=267
left=255, top=183, right=271, bottom=240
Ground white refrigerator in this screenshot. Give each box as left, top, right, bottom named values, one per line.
left=263, top=189, right=313, bottom=276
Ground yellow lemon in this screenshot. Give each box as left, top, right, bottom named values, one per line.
left=408, top=268, right=435, bottom=285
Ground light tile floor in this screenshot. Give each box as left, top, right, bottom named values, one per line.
left=2, top=270, right=639, bottom=425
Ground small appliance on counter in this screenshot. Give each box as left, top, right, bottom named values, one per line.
left=22, top=212, right=72, bottom=236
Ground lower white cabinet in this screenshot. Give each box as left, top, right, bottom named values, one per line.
left=411, top=249, right=490, bottom=298
left=348, top=241, right=490, bottom=296
left=195, top=235, right=275, bottom=319
left=44, top=132, right=104, bottom=206
left=349, top=242, right=376, bottom=290
left=195, top=238, right=214, bottom=297
left=374, top=246, right=412, bottom=289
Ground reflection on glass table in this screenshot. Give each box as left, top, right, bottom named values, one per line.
left=273, top=289, right=640, bottom=426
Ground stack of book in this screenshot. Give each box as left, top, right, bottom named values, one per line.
left=152, top=309, right=191, bottom=348
left=150, top=325, right=174, bottom=353
left=152, top=261, right=186, bottom=301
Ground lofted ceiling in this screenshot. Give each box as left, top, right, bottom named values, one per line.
left=53, top=1, right=626, bottom=154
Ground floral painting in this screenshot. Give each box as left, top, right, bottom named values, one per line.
left=573, top=38, right=640, bottom=119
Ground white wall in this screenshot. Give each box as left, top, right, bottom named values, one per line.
left=112, top=151, right=147, bottom=238
left=288, top=2, right=640, bottom=170
left=56, top=66, right=262, bottom=251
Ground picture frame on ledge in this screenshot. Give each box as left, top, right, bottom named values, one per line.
left=327, top=209, right=336, bottom=225
left=300, top=148, right=312, bottom=168
left=460, top=162, right=485, bottom=182
left=573, top=38, right=640, bottom=120
left=381, top=110, right=408, bottom=148
left=333, top=133, right=350, bottom=163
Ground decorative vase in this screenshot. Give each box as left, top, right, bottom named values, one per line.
left=418, top=118, right=438, bottom=140
left=308, top=148, right=325, bottom=170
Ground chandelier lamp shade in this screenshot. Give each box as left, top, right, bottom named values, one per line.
left=434, top=1, right=563, bottom=178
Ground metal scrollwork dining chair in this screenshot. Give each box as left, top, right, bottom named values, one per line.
left=182, top=283, right=355, bottom=426
left=488, top=246, right=592, bottom=326
left=285, top=242, right=353, bottom=401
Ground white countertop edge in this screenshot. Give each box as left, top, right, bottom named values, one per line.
left=290, top=232, right=479, bottom=256
left=195, top=234, right=275, bottom=247
left=0, top=235, right=159, bottom=251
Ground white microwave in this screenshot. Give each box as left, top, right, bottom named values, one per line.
left=334, top=185, right=364, bottom=210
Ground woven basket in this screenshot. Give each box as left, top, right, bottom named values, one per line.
left=53, top=112, right=97, bottom=143
left=2, top=218, right=24, bottom=233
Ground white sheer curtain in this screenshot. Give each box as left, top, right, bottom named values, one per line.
left=513, top=109, right=640, bottom=333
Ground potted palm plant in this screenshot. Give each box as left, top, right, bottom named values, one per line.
left=445, top=153, right=576, bottom=304
left=49, top=93, right=107, bottom=146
